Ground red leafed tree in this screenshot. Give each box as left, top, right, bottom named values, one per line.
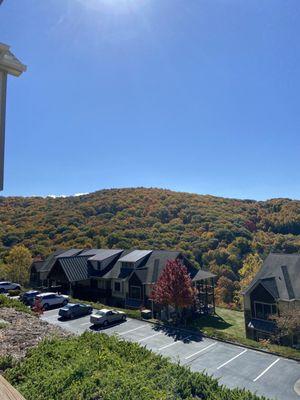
left=150, top=259, right=196, bottom=320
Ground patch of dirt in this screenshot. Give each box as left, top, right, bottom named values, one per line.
left=0, top=308, right=72, bottom=360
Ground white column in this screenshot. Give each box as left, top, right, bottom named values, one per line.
left=0, top=70, right=7, bottom=191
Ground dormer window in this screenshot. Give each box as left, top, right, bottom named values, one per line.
left=122, top=262, right=134, bottom=268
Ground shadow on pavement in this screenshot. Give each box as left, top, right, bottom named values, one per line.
left=152, top=324, right=203, bottom=343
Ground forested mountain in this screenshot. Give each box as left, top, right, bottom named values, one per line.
left=1, top=188, right=300, bottom=295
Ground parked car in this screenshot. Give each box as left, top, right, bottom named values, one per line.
left=34, top=292, right=69, bottom=310
left=58, top=303, right=93, bottom=320
left=20, top=290, right=40, bottom=306
left=90, top=309, right=126, bottom=327
left=0, top=281, right=21, bottom=293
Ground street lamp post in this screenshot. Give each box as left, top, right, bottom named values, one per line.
left=0, top=43, right=26, bottom=191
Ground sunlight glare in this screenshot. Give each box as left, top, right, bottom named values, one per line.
left=77, top=0, right=143, bottom=15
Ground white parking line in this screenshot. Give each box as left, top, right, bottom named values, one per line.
left=138, top=332, right=162, bottom=343
left=253, top=358, right=280, bottom=382
left=185, top=342, right=217, bottom=360
left=159, top=336, right=192, bottom=350
left=80, top=322, right=91, bottom=326
left=118, top=324, right=148, bottom=336
left=217, top=349, right=248, bottom=370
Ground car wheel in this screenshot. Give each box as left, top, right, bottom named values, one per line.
left=43, top=303, right=49, bottom=310
left=62, top=300, right=68, bottom=306
left=122, top=315, right=126, bottom=321
left=15, top=285, right=21, bottom=290
left=103, top=320, right=109, bottom=327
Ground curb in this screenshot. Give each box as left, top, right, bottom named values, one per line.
left=140, top=318, right=300, bottom=363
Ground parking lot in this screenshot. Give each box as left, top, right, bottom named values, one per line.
left=42, top=308, right=300, bottom=400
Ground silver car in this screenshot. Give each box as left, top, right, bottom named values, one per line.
left=34, top=292, right=69, bottom=310
left=90, top=308, right=126, bottom=327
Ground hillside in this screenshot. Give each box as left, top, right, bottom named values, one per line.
left=1, top=187, right=300, bottom=287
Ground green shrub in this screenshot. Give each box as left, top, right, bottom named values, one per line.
left=8, top=289, right=21, bottom=297
left=0, top=294, right=32, bottom=314
left=0, top=355, right=15, bottom=372
left=5, top=332, right=268, bottom=400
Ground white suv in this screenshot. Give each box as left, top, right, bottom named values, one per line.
left=35, top=292, right=69, bottom=310
left=0, top=281, right=21, bottom=293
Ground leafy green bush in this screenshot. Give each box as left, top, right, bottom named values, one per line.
left=8, top=289, right=21, bottom=297
left=6, top=332, right=268, bottom=400
left=0, top=294, right=32, bottom=314
left=0, top=355, right=15, bottom=372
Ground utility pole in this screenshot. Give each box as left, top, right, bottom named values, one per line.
left=0, top=43, right=26, bottom=191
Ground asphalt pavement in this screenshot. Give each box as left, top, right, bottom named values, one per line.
left=41, top=308, right=300, bottom=400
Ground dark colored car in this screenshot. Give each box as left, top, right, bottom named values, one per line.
left=0, top=281, right=21, bottom=293
left=20, top=290, right=40, bottom=306
left=58, top=303, right=93, bottom=320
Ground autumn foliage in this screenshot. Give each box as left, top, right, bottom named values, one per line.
left=150, top=259, right=196, bottom=315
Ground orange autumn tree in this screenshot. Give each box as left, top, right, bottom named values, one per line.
left=150, top=259, right=196, bottom=321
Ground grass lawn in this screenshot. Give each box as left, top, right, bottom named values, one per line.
left=187, top=306, right=300, bottom=361
left=190, top=307, right=246, bottom=340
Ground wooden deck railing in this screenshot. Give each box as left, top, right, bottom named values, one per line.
left=0, top=375, right=25, bottom=400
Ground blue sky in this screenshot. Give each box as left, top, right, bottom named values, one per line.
left=1, top=0, right=300, bottom=200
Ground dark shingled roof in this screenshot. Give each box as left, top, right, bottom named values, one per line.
left=102, top=249, right=215, bottom=283
left=31, top=260, right=44, bottom=272
left=245, top=253, right=300, bottom=300
left=89, top=249, right=123, bottom=262
left=39, top=249, right=66, bottom=280
left=42, top=248, right=216, bottom=285
left=78, top=249, right=99, bottom=257
left=56, top=249, right=83, bottom=258
left=58, top=256, right=90, bottom=282
left=193, top=269, right=216, bottom=281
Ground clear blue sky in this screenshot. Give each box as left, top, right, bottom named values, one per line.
left=1, top=0, right=300, bottom=200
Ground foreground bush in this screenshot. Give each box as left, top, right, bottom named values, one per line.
left=6, top=332, right=268, bottom=400
left=0, top=294, right=31, bottom=314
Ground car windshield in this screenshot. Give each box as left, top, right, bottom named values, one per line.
left=95, top=311, right=105, bottom=316
left=69, top=303, right=78, bottom=308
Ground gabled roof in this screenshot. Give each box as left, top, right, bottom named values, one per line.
left=193, top=269, right=216, bottom=281
left=43, top=248, right=214, bottom=286
left=39, top=249, right=66, bottom=274
left=78, top=249, right=99, bottom=257
left=31, top=260, right=44, bottom=273
left=244, top=253, right=300, bottom=301
left=56, top=249, right=83, bottom=258
left=102, top=249, right=213, bottom=284
left=118, top=250, right=152, bottom=263
left=57, top=256, right=89, bottom=282
left=89, top=249, right=123, bottom=262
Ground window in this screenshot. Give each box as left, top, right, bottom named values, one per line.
left=122, top=262, right=134, bottom=268
left=114, top=282, right=121, bottom=292
left=130, top=285, right=141, bottom=299
left=254, top=302, right=277, bottom=320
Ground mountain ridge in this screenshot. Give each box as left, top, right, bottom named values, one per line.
left=1, top=187, right=300, bottom=286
